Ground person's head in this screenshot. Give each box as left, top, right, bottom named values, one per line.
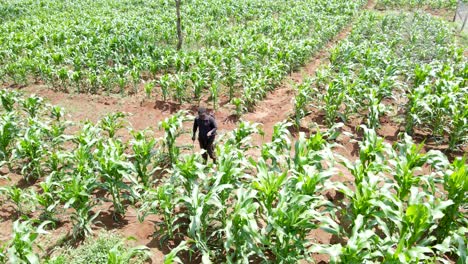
left=198, top=107, right=207, bottom=119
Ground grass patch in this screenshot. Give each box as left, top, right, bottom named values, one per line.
left=45, top=232, right=150, bottom=264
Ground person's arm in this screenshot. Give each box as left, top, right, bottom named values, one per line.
left=207, top=117, right=217, bottom=137
left=192, top=118, right=198, bottom=140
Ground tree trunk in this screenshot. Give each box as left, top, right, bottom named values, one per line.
left=175, top=0, right=183, bottom=50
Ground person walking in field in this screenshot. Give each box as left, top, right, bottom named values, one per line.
left=192, top=107, right=217, bottom=164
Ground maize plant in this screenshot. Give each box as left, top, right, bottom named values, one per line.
left=223, top=188, right=264, bottom=263
left=99, top=112, right=126, bottom=138
left=21, top=96, right=44, bottom=119
left=139, top=183, right=180, bottom=241
left=261, top=121, right=292, bottom=168
left=159, top=111, right=190, bottom=164
left=225, top=121, right=263, bottom=150
left=0, top=89, right=20, bottom=112
left=95, top=139, right=135, bottom=217
left=6, top=219, right=50, bottom=264
left=0, top=186, right=35, bottom=217
left=144, top=81, right=155, bottom=99
left=293, top=80, right=312, bottom=130
left=159, top=74, right=171, bottom=102
left=130, top=130, right=160, bottom=188
left=60, top=172, right=99, bottom=239
left=0, top=112, right=19, bottom=168
left=14, top=125, right=46, bottom=181
left=436, top=156, right=468, bottom=241
left=389, top=134, right=428, bottom=201
left=251, top=159, right=287, bottom=213
left=34, top=179, right=60, bottom=223
left=209, top=81, right=220, bottom=110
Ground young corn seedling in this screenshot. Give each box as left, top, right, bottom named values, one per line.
left=99, top=112, right=126, bottom=138
left=0, top=112, right=19, bottom=168
left=210, top=81, right=220, bottom=110
left=261, top=121, right=292, bottom=168
left=357, top=125, right=389, bottom=171
left=225, top=121, right=263, bottom=150
left=96, top=139, right=134, bottom=218
left=107, top=240, right=150, bottom=264
left=213, top=143, right=245, bottom=187
left=35, top=179, right=60, bottom=223
left=159, top=111, right=189, bottom=164
left=0, top=186, right=34, bottom=217
left=322, top=81, right=345, bottom=127
left=252, top=159, right=287, bottom=213
left=389, top=134, right=427, bottom=201
left=172, top=73, right=186, bottom=104
left=178, top=183, right=225, bottom=261
left=21, top=95, right=44, bottom=118
left=149, top=184, right=180, bottom=241
left=15, top=126, right=45, bottom=181
left=7, top=219, right=51, bottom=264
left=172, top=154, right=206, bottom=194
left=159, top=74, right=171, bottom=102
left=224, top=188, right=264, bottom=263
left=130, top=68, right=140, bottom=95
left=191, top=72, right=206, bottom=102
left=60, top=172, right=99, bottom=239
left=293, top=131, right=332, bottom=173
left=144, top=81, right=155, bottom=99
left=130, top=130, right=159, bottom=188
left=385, top=188, right=453, bottom=263
left=0, top=90, right=20, bottom=112
left=436, top=156, right=467, bottom=241
left=448, top=104, right=468, bottom=150
left=266, top=189, right=322, bottom=263
left=337, top=215, right=379, bottom=263
left=293, top=80, right=312, bottom=131
left=230, top=97, right=244, bottom=118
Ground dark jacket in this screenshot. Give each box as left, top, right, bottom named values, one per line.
left=193, top=115, right=217, bottom=140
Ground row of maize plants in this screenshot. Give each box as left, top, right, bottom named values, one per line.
left=0, top=0, right=365, bottom=111
left=376, top=0, right=460, bottom=9
left=139, top=120, right=467, bottom=263
left=0, top=91, right=466, bottom=263
left=293, top=12, right=467, bottom=150
left=0, top=90, right=189, bottom=263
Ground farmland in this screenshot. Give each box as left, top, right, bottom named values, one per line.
left=0, top=0, right=467, bottom=264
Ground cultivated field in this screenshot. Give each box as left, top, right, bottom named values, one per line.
left=0, top=0, right=467, bottom=263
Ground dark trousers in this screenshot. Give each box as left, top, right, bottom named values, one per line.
left=199, top=136, right=216, bottom=163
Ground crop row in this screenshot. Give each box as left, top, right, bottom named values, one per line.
left=0, top=0, right=365, bottom=112
left=376, top=0, right=460, bottom=9
left=293, top=12, right=467, bottom=150
left=0, top=90, right=466, bottom=263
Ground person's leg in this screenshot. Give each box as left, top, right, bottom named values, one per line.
left=199, top=138, right=208, bottom=164
left=207, top=137, right=216, bottom=164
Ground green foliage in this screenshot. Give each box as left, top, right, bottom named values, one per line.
left=130, top=130, right=160, bottom=188
left=47, top=232, right=149, bottom=264
left=95, top=139, right=134, bottom=217
left=0, top=0, right=365, bottom=111
left=99, top=112, right=126, bottom=138
left=159, top=111, right=190, bottom=164
left=6, top=219, right=50, bottom=264
left=376, top=0, right=458, bottom=9
left=304, top=12, right=467, bottom=149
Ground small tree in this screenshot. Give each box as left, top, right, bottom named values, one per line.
left=175, top=0, right=183, bottom=50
